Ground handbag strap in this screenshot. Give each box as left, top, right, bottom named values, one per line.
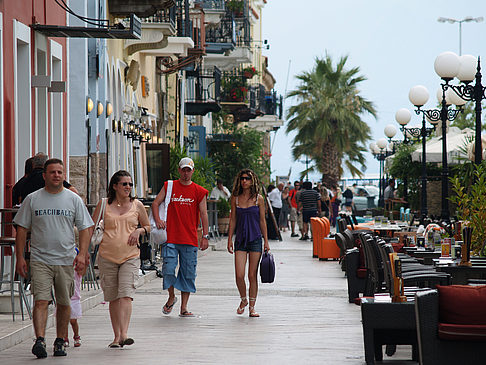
left=95, top=198, right=106, bottom=226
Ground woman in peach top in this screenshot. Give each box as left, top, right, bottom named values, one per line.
left=91, top=170, right=150, bottom=348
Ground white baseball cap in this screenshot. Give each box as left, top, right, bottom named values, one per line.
left=179, top=157, right=194, bottom=170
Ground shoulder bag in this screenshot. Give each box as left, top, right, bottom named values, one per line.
left=90, top=198, right=107, bottom=248
left=149, top=180, right=173, bottom=245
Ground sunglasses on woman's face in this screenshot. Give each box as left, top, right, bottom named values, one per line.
left=119, top=182, right=134, bottom=187
left=240, top=176, right=251, bottom=181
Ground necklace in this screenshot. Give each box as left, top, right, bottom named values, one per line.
left=116, top=200, right=122, bottom=207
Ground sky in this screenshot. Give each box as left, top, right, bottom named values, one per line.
left=261, top=0, right=486, bottom=183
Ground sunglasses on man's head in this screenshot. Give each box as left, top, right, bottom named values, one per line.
left=119, top=182, right=134, bottom=187
left=240, top=176, right=251, bottom=181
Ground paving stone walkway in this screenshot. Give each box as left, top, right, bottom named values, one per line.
left=0, top=231, right=416, bottom=364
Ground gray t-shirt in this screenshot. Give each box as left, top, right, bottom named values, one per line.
left=14, top=188, right=94, bottom=265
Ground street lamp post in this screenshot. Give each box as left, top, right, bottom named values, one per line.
left=396, top=107, right=435, bottom=219
left=435, top=51, right=486, bottom=165
left=370, top=138, right=392, bottom=208
left=384, top=124, right=408, bottom=202
left=409, top=81, right=463, bottom=222
left=437, top=16, right=483, bottom=56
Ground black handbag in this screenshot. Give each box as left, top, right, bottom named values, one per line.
left=260, top=250, right=275, bottom=283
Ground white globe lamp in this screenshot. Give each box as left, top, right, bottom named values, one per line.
left=395, top=108, right=412, bottom=126
left=409, top=85, right=429, bottom=107
left=376, top=138, right=387, bottom=150
left=457, top=55, right=477, bottom=83
left=434, top=51, right=460, bottom=81
left=384, top=124, right=397, bottom=139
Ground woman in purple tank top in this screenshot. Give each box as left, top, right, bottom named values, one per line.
left=227, top=169, right=270, bottom=317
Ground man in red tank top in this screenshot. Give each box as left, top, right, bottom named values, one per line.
left=151, top=157, right=209, bottom=317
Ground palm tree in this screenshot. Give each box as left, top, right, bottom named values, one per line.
left=286, top=54, right=376, bottom=187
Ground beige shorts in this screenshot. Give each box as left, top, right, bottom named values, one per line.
left=30, top=261, right=74, bottom=306
left=289, top=207, right=298, bottom=221
left=98, top=256, right=139, bottom=302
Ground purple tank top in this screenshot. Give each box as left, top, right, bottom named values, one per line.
left=235, top=197, right=262, bottom=244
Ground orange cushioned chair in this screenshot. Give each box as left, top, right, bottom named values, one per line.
left=310, top=217, right=321, bottom=258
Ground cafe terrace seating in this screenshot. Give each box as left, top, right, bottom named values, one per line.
left=415, top=286, right=486, bottom=365
left=359, top=233, right=451, bottom=299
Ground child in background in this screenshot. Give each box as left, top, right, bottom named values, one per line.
left=64, top=248, right=83, bottom=347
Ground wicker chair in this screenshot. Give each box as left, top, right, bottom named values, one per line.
left=415, top=289, right=486, bottom=365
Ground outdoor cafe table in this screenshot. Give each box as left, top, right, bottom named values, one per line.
left=407, top=249, right=442, bottom=265
left=359, top=224, right=404, bottom=238
left=435, top=258, right=486, bottom=285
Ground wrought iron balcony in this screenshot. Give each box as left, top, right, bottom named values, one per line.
left=185, top=67, right=221, bottom=115
left=141, top=8, right=176, bottom=29
left=205, top=11, right=250, bottom=54
left=260, top=91, right=283, bottom=119
left=220, top=71, right=267, bottom=122
left=109, top=0, right=176, bottom=18
left=196, top=0, right=225, bottom=11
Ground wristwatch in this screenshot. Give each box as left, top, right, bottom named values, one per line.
left=202, top=234, right=210, bottom=240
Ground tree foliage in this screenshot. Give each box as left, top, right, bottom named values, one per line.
left=286, top=54, right=376, bottom=187
left=169, top=144, right=216, bottom=191
left=208, top=112, right=270, bottom=189
left=450, top=100, right=486, bottom=131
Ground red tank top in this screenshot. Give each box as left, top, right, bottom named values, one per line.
left=165, top=180, right=208, bottom=246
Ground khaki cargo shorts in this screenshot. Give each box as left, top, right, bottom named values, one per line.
left=98, top=256, right=139, bottom=302
left=30, top=261, right=74, bottom=306
left=289, top=207, right=298, bottom=222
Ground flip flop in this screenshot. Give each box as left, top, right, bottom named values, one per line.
left=162, top=297, right=178, bottom=315
left=179, top=311, right=195, bottom=317
left=119, top=338, right=134, bottom=347
left=108, top=342, right=120, bottom=348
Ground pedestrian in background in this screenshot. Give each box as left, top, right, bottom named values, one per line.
left=210, top=178, right=231, bottom=200
left=279, top=186, right=290, bottom=231
left=288, top=181, right=301, bottom=238
left=320, top=185, right=331, bottom=218
left=92, top=170, right=150, bottom=348
left=330, top=185, right=341, bottom=227
left=152, top=157, right=209, bottom=318
left=12, top=157, right=34, bottom=206
left=227, top=169, right=269, bottom=317
left=298, top=181, right=321, bottom=240
left=14, top=159, right=93, bottom=358
left=342, top=186, right=354, bottom=213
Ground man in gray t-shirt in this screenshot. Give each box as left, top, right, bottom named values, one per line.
left=14, top=159, right=93, bottom=358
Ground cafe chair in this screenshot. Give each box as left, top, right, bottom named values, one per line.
left=415, top=286, right=486, bottom=365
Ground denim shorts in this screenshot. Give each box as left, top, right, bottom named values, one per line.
left=235, top=237, right=263, bottom=253
left=162, top=243, right=198, bottom=293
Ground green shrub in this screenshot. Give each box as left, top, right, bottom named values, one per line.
left=217, top=197, right=231, bottom=218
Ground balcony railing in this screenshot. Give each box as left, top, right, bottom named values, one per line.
left=185, top=67, right=221, bottom=115
left=141, top=8, right=176, bottom=28
left=108, top=0, right=176, bottom=18
left=260, top=91, right=283, bottom=119
left=205, top=11, right=250, bottom=53
left=197, top=0, right=225, bottom=11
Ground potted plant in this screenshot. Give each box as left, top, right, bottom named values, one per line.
left=222, top=74, right=248, bottom=102
left=242, top=66, right=257, bottom=79
left=217, top=197, right=231, bottom=235
left=226, top=0, right=244, bottom=16
left=450, top=164, right=486, bottom=256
